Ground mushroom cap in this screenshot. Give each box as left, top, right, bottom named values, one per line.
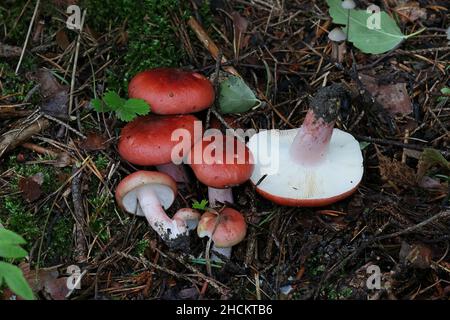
left=115, top=171, right=177, bottom=216
left=197, top=208, right=247, bottom=247
left=247, top=128, right=363, bottom=206
left=118, top=114, right=199, bottom=166
left=328, top=27, right=347, bottom=42
left=128, top=68, right=215, bottom=115
left=341, top=0, right=356, bottom=10
left=188, top=134, right=254, bottom=188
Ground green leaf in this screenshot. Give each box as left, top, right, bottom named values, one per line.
left=103, top=91, right=125, bottom=111
left=115, top=98, right=150, bottom=122
left=91, top=98, right=111, bottom=113
left=0, top=244, right=28, bottom=259
left=219, top=76, right=260, bottom=114
left=0, top=262, right=35, bottom=300
left=359, top=141, right=371, bottom=150
left=440, top=87, right=450, bottom=96
left=0, top=229, right=26, bottom=245
left=192, top=199, right=208, bottom=211
left=327, top=0, right=406, bottom=54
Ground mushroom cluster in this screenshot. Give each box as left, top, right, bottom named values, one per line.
left=115, top=68, right=364, bottom=262
left=115, top=68, right=249, bottom=257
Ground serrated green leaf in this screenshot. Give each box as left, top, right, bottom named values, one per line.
left=0, top=262, right=35, bottom=300
left=103, top=91, right=125, bottom=111
left=192, top=199, right=208, bottom=211
left=327, top=0, right=405, bottom=54
left=0, top=229, right=26, bottom=245
left=91, top=98, right=111, bottom=113
left=219, top=76, right=260, bottom=114
left=440, top=87, right=450, bottom=95
left=0, top=244, right=28, bottom=259
left=115, top=98, right=150, bottom=122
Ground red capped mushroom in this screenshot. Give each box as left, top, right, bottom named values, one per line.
left=115, top=171, right=200, bottom=249
left=118, top=114, right=200, bottom=183
left=128, top=68, right=215, bottom=115
left=187, top=132, right=254, bottom=208
left=247, top=84, right=364, bottom=206
left=197, top=208, right=247, bottom=261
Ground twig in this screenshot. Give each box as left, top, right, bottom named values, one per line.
left=0, top=116, right=49, bottom=158
left=42, top=113, right=87, bottom=139
left=187, top=16, right=240, bottom=76
left=72, top=164, right=87, bottom=263
left=69, top=9, right=87, bottom=115
left=15, top=0, right=40, bottom=74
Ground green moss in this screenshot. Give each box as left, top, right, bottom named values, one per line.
left=0, top=62, right=35, bottom=101
left=88, top=194, right=116, bottom=243
left=46, top=215, right=72, bottom=261
left=94, top=154, right=109, bottom=171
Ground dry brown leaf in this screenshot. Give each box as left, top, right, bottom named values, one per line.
left=399, top=242, right=432, bottom=269
left=18, top=173, right=44, bottom=202
left=79, top=131, right=109, bottom=151
left=378, top=153, right=416, bottom=190
left=55, top=29, right=70, bottom=50
left=359, top=74, right=412, bottom=116
left=395, top=2, right=427, bottom=23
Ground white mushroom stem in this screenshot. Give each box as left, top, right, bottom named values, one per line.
left=135, top=186, right=188, bottom=240
left=290, top=109, right=335, bottom=166
left=207, top=187, right=234, bottom=208
left=210, top=245, right=232, bottom=262
left=156, top=163, right=189, bottom=183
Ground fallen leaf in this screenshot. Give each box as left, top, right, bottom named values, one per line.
left=43, top=277, right=70, bottom=300
left=378, top=152, right=416, bottom=190
left=399, top=242, right=432, bottom=269
left=417, top=148, right=450, bottom=180
left=79, top=131, right=109, bottom=151
left=232, top=11, right=249, bottom=50
left=55, top=30, right=70, bottom=50
left=359, top=74, right=412, bottom=116
left=395, top=2, right=427, bottom=23
left=18, top=173, right=44, bottom=202
left=30, top=69, right=69, bottom=119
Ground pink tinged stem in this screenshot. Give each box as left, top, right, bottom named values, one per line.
left=207, top=187, right=234, bottom=208
left=135, top=186, right=187, bottom=240
left=211, top=245, right=232, bottom=262
left=156, top=163, right=189, bottom=183
left=289, top=109, right=335, bottom=166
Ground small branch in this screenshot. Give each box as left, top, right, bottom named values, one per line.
left=0, top=116, right=49, bottom=158
left=15, top=0, right=40, bottom=74
left=187, top=16, right=240, bottom=77
left=72, top=164, right=87, bottom=263
left=68, top=9, right=87, bottom=115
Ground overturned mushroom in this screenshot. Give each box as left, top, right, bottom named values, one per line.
left=247, top=84, right=363, bottom=206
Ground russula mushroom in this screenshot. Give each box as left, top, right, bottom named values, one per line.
left=118, top=114, right=199, bottom=183
left=187, top=133, right=254, bottom=208
left=328, top=27, right=347, bottom=62
left=247, top=84, right=363, bottom=207
left=115, top=170, right=200, bottom=249
left=128, top=68, right=215, bottom=115
left=197, top=208, right=247, bottom=261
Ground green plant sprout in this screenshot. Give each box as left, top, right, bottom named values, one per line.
left=0, top=228, right=34, bottom=300
left=91, top=91, right=150, bottom=122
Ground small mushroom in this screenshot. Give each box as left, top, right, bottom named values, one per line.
left=115, top=171, right=200, bottom=249
left=328, top=27, right=347, bottom=62
left=118, top=114, right=199, bottom=183
left=197, top=208, right=247, bottom=262
left=187, top=134, right=254, bottom=208
left=128, top=68, right=215, bottom=115
left=247, top=84, right=364, bottom=207
left=341, top=0, right=356, bottom=10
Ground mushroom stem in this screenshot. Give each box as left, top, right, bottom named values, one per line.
left=156, top=163, right=189, bottom=183
left=289, top=109, right=335, bottom=166
left=207, top=187, right=234, bottom=208
left=289, top=84, right=348, bottom=166
left=211, top=245, right=232, bottom=262
left=135, top=185, right=187, bottom=241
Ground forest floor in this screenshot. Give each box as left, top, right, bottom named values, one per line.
left=0, top=0, right=449, bottom=300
